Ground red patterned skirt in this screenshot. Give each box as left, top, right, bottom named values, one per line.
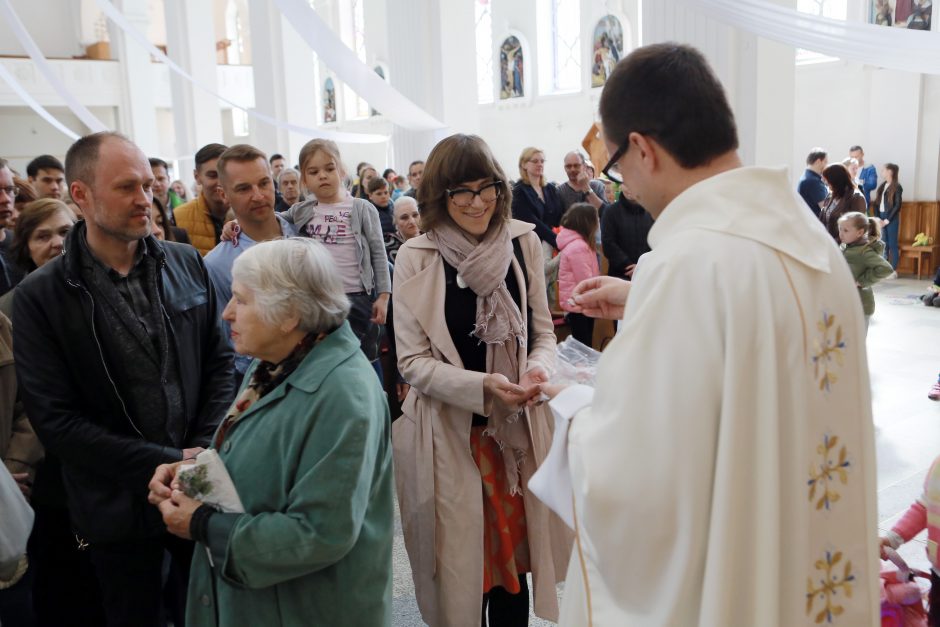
left=469, top=426, right=531, bottom=595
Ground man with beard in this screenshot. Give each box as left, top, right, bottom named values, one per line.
left=173, top=144, right=231, bottom=255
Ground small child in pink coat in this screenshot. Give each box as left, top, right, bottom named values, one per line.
left=880, top=454, right=940, bottom=625
left=557, top=203, right=600, bottom=347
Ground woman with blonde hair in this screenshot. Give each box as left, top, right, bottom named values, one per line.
left=511, top=146, right=563, bottom=251
left=394, top=134, right=570, bottom=626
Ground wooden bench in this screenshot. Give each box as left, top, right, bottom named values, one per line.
left=897, top=202, right=940, bottom=278
left=899, top=244, right=938, bottom=280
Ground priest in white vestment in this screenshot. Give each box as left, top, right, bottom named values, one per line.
left=532, top=44, right=879, bottom=626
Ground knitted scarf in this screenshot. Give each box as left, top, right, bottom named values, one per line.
left=427, top=219, right=530, bottom=493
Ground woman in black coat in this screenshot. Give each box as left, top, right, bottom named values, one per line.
left=511, top=147, right=563, bottom=251
left=871, top=163, right=902, bottom=269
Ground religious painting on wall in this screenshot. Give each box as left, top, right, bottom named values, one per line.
left=870, top=0, right=932, bottom=30
left=323, top=78, right=337, bottom=123
left=591, top=15, right=624, bottom=87
left=499, top=36, right=524, bottom=100
left=371, top=66, right=386, bottom=117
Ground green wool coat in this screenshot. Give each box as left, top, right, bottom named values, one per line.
left=841, top=239, right=894, bottom=315
left=186, top=321, right=394, bottom=627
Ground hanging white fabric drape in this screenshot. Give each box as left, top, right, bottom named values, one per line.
left=272, top=0, right=448, bottom=132
left=673, top=0, right=940, bottom=75
left=0, top=0, right=108, bottom=133
left=0, top=63, right=81, bottom=141
left=94, top=0, right=388, bottom=144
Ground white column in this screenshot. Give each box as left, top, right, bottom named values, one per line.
left=246, top=0, right=319, bottom=165
left=387, top=0, right=476, bottom=168
left=107, top=0, right=158, bottom=155
left=163, top=0, right=223, bottom=179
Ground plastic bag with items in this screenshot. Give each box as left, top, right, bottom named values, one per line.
left=551, top=336, right=602, bottom=387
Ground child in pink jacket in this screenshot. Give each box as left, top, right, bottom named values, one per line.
left=557, top=203, right=600, bottom=347
left=880, top=454, right=940, bottom=625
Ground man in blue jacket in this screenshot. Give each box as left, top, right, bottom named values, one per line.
left=850, top=145, right=878, bottom=210
left=13, top=132, right=235, bottom=627
left=797, top=148, right=828, bottom=217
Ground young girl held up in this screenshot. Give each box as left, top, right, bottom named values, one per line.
left=281, top=140, right=391, bottom=365
left=838, top=211, right=894, bottom=333
left=558, top=202, right=600, bottom=347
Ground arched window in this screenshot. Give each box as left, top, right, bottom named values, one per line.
left=475, top=0, right=494, bottom=104
left=537, top=0, right=581, bottom=93
left=796, top=0, right=847, bottom=64
left=590, top=15, right=624, bottom=88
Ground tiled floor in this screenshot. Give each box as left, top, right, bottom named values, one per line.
left=391, top=277, right=940, bottom=626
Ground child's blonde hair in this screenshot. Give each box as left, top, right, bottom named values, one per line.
left=838, top=211, right=882, bottom=240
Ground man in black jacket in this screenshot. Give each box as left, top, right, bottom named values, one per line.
left=12, top=132, right=234, bottom=627
left=601, top=189, right=653, bottom=279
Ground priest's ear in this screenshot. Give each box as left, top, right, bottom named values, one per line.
left=627, top=132, right=660, bottom=176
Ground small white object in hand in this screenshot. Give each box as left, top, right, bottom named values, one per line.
left=456, top=274, right=468, bottom=289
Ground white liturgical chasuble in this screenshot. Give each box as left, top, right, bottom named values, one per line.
left=535, top=167, right=879, bottom=626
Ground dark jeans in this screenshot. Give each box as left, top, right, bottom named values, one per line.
left=29, top=505, right=105, bottom=627
left=0, top=561, right=34, bottom=627
left=566, top=312, right=595, bottom=349
left=87, top=534, right=193, bottom=627
left=882, top=217, right=900, bottom=269
left=930, top=570, right=939, bottom=627
left=482, top=574, right=529, bottom=626
left=347, top=292, right=383, bottom=362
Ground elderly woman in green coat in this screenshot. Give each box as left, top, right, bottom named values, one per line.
left=148, top=238, right=394, bottom=627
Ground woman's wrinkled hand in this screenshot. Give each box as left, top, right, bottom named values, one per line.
left=220, top=220, right=240, bottom=243
left=158, top=489, right=203, bottom=540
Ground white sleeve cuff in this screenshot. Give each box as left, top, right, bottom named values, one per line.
left=549, top=384, right=594, bottom=422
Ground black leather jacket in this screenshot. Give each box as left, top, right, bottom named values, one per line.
left=12, top=224, right=234, bottom=543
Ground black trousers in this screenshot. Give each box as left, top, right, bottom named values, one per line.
left=29, top=505, right=105, bottom=627
left=566, top=312, right=595, bottom=349
left=481, top=574, right=529, bottom=626
left=87, top=534, right=193, bottom=627
left=930, top=570, right=939, bottom=627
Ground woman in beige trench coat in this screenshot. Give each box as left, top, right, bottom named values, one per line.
left=393, top=134, right=571, bottom=627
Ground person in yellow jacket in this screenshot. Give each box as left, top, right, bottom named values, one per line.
left=173, top=144, right=232, bottom=256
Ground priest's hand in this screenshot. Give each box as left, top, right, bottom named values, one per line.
left=519, top=367, right=549, bottom=407
left=158, top=489, right=202, bottom=540
left=568, top=276, right=630, bottom=320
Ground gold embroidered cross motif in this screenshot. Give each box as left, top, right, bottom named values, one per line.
left=812, top=312, right=845, bottom=392
left=807, top=434, right=850, bottom=511
left=805, top=550, right=855, bottom=624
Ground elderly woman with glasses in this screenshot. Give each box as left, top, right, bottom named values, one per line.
left=148, top=238, right=394, bottom=627
left=393, top=134, right=570, bottom=626
left=511, top=147, right=564, bottom=252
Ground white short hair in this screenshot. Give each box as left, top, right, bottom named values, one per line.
left=232, top=238, right=350, bottom=333
left=276, top=167, right=300, bottom=186
left=393, top=195, right=418, bottom=218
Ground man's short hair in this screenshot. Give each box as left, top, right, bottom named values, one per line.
left=65, top=131, right=129, bottom=186
left=565, top=151, right=586, bottom=164
left=408, top=160, right=425, bottom=172
left=194, top=143, right=228, bottom=170
left=599, top=43, right=739, bottom=169
left=367, top=176, right=389, bottom=194
left=217, top=144, right=268, bottom=184
left=27, top=154, right=65, bottom=178
left=269, top=153, right=284, bottom=163
left=806, top=148, right=828, bottom=166
left=849, top=145, right=863, bottom=154
left=149, top=157, right=169, bottom=171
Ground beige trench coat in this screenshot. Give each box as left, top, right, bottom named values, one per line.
left=393, top=220, right=572, bottom=627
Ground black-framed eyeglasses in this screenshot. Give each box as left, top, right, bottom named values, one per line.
left=602, top=140, right=628, bottom=184
left=0, top=186, right=19, bottom=198
left=446, top=181, right=502, bottom=208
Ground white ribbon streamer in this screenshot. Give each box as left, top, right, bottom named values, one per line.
left=0, top=63, right=81, bottom=140
left=94, top=0, right=388, bottom=144
left=674, top=0, right=940, bottom=75
left=0, top=0, right=108, bottom=133
left=272, top=0, right=447, bottom=132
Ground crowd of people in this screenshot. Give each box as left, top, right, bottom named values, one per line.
left=0, top=41, right=937, bottom=627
